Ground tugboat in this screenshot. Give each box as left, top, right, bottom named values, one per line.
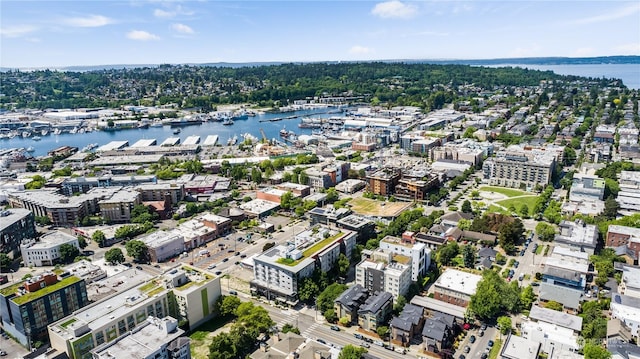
left=280, top=126, right=290, bottom=138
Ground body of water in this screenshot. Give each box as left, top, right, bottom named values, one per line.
left=2, top=108, right=338, bottom=157
left=488, top=63, right=640, bottom=89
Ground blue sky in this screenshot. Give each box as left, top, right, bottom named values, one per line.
left=1, top=0, right=639, bottom=68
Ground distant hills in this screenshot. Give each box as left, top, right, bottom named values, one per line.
left=2, top=55, right=638, bottom=72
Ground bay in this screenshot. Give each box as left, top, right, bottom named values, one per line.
left=2, top=108, right=336, bottom=157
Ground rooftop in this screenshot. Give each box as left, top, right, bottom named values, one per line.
left=500, top=334, right=540, bottom=359
left=434, top=269, right=482, bottom=296
left=529, top=305, right=583, bottom=332
left=538, top=282, right=583, bottom=309
left=555, top=220, right=598, bottom=248
left=2, top=275, right=81, bottom=305
left=608, top=225, right=640, bottom=239
left=0, top=208, right=32, bottom=231
left=410, top=295, right=466, bottom=319
left=358, top=291, right=392, bottom=315
left=21, top=230, right=77, bottom=250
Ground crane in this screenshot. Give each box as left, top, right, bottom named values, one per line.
left=260, top=128, right=268, bottom=144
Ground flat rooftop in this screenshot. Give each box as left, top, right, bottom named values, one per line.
left=97, top=141, right=129, bottom=152
left=0, top=208, right=32, bottom=231
left=23, top=230, right=76, bottom=249
left=529, top=305, right=583, bottom=332
left=434, top=269, right=482, bottom=296
left=501, top=334, right=539, bottom=359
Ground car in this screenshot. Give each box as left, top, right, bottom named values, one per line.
left=136, top=265, right=143, bottom=270
left=229, top=290, right=238, bottom=296
left=481, top=354, right=488, bottom=359
left=364, top=337, right=373, bottom=343
left=531, top=282, right=540, bottom=286
left=514, top=261, right=519, bottom=268
left=215, top=271, right=222, bottom=275
left=235, top=252, right=241, bottom=256
left=0, top=350, right=6, bottom=356
left=154, top=264, right=161, bottom=268
left=218, top=243, right=225, bottom=247
left=488, top=340, right=494, bottom=348
left=317, top=339, right=327, bottom=344
left=353, top=333, right=363, bottom=339
left=228, top=249, right=234, bottom=253
left=509, top=269, right=515, bottom=276
left=207, top=264, right=217, bottom=269
left=479, top=329, right=485, bottom=337
left=240, top=254, right=247, bottom=258
left=234, top=261, right=240, bottom=265
left=394, top=347, right=406, bottom=355
left=373, top=340, right=384, bottom=347
left=531, top=244, right=538, bottom=253
left=330, top=325, right=340, bottom=331
left=222, top=258, right=229, bottom=262
left=464, top=346, right=471, bottom=353
left=458, top=356, right=466, bottom=359
left=469, top=335, right=476, bottom=343
left=520, top=249, right=525, bottom=256
left=361, top=342, right=370, bottom=348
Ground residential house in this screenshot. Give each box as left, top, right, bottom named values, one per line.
left=422, top=314, right=454, bottom=353
left=358, top=291, right=393, bottom=332
left=390, top=303, right=424, bottom=346
left=334, top=284, right=368, bottom=325
left=521, top=305, right=583, bottom=355
left=610, top=293, right=640, bottom=340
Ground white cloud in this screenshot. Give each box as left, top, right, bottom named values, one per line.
left=349, top=45, right=373, bottom=55
left=613, top=42, right=640, bottom=55
left=571, top=3, right=640, bottom=25
left=62, top=15, right=114, bottom=28
left=153, top=5, right=194, bottom=18
left=171, top=23, right=194, bottom=34
left=0, top=25, right=38, bottom=38
left=126, top=30, right=160, bottom=41
left=371, top=1, right=417, bottom=19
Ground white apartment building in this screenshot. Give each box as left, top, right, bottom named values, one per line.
left=554, top=220, right=598, bottom=254
left=251, top=228, right=356, bottom=304
left=20, top=231, right=80, bottom=267
left=618, top=264, right=640, bottom=299
left=618, top=171, right=640, bottom=212
left=355, top=249, right=412, bottom=298
left=610, top=293, right=640, bottom=338
left=91, top=316, right=190, bottom=359
left=482, top=144, right=559, bottom=189
left=379, top=235, right=431, bottom=281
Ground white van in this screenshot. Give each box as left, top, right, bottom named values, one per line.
left=199, top=249, right=209, bottom=256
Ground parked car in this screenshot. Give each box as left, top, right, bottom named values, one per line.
left=488, top=340, right=494, bottom=348
left=464, top=346, right=471, bottom=353
left=479, top=330, right=484, bottom=337
left=207, top=264, right=217, bottom=269
left=215, top=271, right=222, bottom=275
left=222, top=258, right=229, bottom=262
left=330, top=325, right=340, bottom=331
left=373, top=340, right=384, bottom=347
left=353, top=333, right=363, bottom=340
left=361, top=342, right=370, bottom=348
left=480, top=323, right=487, bottom=331
left=229, top=290, right=238, bottom=296
left=514, top=261, right=519, bottom=268
left=469, top=335, right=476, bottom=343
left=317, top=339, right=326, bottom=344
left=519, top=249, right=525, bottom=256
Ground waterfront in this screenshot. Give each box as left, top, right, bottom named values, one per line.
left=1, top=108, right=339, bottom=157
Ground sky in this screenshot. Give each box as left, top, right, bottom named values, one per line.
left=1, top=0, right=639, bottom=68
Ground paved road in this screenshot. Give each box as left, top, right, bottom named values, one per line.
left=454, top=325, right=498, bottom=359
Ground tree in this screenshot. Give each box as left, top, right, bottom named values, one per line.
left=498, top=219, right=524, bottom=254
left=104, top=248, right=125, bottom=265
left=497, top=316, right=512, bottom=335
left=462, top=244, right=476, bottom=268
left=92, top=230, right=106, bottom=247
left=583, top=342, right=611, bottom=359
left=469, top=270, right=520, bottom=320
left=337, top=253, right=350, bottom=276
left=317, top=283, right=348, bottom=312
left=0, top=253, right=11, bottom=269
left=437, top=242, right=459, bottom=266
left=208, top=332, right=236, bottom=359
left=603, top=196, right=620, bottom=220
left=544, top=300, right=563, bottom=311
left=280, top=191, right=294, bottom=210
left=262, top=242, right=275, bottom=252
left=393, top=295, right=407, bottom=314
left=376, top=326, right=389, bottom=339
left=323, top=309, right=337, bottom=323
left=298, top=278, right=320, bottom=304
left=126, top=240, right=149, bottom=263
left=338, top=345, right=367, bottom=359
left=218, top=295, right=241, bottom=317
left=59, top=243, right=80, bottom=263
left=461, top=200, right=472, bottom=213
left=326, top=187, right=339, bottom=203
left=281, top=323, right=300, bottom=335
left=520, top=285, right=536, bottom=309
left=535, top=222, right=556, bottom=242
left=519, top=204, right=529, bottom=218
left=77, top=236, right=88, bottom=250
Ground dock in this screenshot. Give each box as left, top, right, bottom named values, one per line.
left=160, top=137, right=181, bottom=147
left=183, top=135, right=201, bottom=146
left=130, top=139, right=157, bottom=148
left=202, top=135, right=219, bottom=146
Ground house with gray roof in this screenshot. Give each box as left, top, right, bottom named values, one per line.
left=528, top=306, right=583, bottom=332
left=358, top=291, right=393, bottom=332
left=538, top=281, right=583, bottom=314
left=390, top=303, right=424, bottom=346
left=422, top=314, right=454, bottom=353
left=334, top=284, right=368, bottom=325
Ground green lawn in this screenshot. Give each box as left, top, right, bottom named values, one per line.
left=535, top=244, right=544, bottom=255
left=479, top=186, right=528, bottom=198
left=487, top=204, right=509, bottom=214
left=488, top=339, right=503, bottom=359
left=495, top=196, right=538, bottom=215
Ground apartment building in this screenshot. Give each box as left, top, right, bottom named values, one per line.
left=554, top=220, right=598, bottom=255
left=607, top=225, right=640, bottom=259
left=60, top=175, right=156, bottom=196
left=366, top=168, right=401, bottom=196
left=482, top=145, right=558, bottom=189
left=90, top=316, right=190, bottom=359
left=355, top=250, right=412, bottom=299
left=358, top=291, right=393, bottom=332
left=20, top=231, right=80, bottom=267
left=98, top=188, right=142, bottom=223
left=49, top=266, right=220, bottom=359
left=379, top=235, right=431, bottom=281
left=521, top=306, right=582, bottom=355
left=618, top=171, right=640, bottom=212
left=0, top=208, right=36, bottom=256
left=136, top=183, right=185, bottom=207
left=0, top=272, right=89, bottom=348
left=610, top=293, right=640, bottom=340
left=251, top=228, right=356, bottom=304
left=617, top=264, right=640, bottom=299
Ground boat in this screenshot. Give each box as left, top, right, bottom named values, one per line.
left=22, top=131, right=31, bottom=138
left=25, top=147, right=35, bottom=152
left=173, top=128, right=181, bottom=134
left=150, top=122, right=163, bottom=127
left=231, top=111, right=249, bottom=121
left=168, top=118, right=203, bottom=127
left=41, top=129, right=49, bottom=136
left=222, top=119, right=234, bottom=126
left=280, top=128, right=290, bottom=138
left=32, top=136, right=41, bottom=141
left=53, top=128, right=62, bottom=135
left=70, top=127, right=78, bottom=134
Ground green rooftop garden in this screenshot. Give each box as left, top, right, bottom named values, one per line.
left=12, top=276, right=81, bottom=305
left=174, top=266, right=213, bottom=291
left=276, top=232, right=344, bottom=267
left=60, top=318, right=77, bottom=329
left=139, top=281, right=160, bottom=293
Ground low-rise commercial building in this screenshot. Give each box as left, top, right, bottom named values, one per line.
left=432, top=269, right=482, bottom=307
left=554, top=219, right=598, bottom=254
left=141, top=231, right=185, bottom=262
left=20, top=231, right=80, bottom=267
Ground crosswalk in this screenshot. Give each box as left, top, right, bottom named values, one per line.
left=301, top=322, right=321, bottom=338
